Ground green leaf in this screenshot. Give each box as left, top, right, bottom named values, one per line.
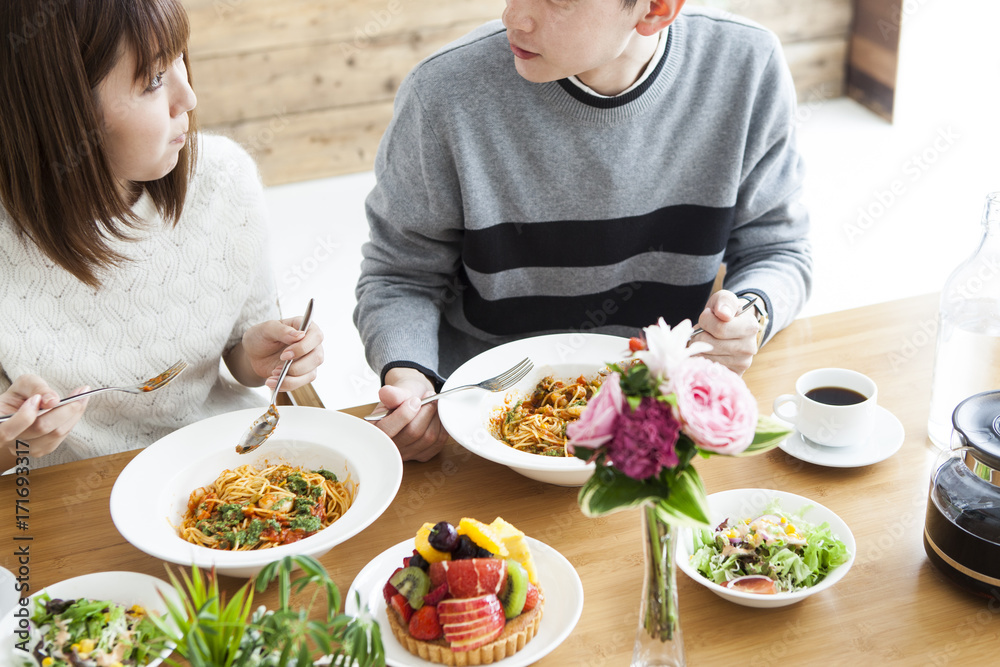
left=738, top=414, right=794, bottom=456
left=654, top=467, right=712, bottom=528
left=577, top=468, right=665, bottom=517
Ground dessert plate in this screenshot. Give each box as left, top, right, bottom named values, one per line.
left=776, top=404, right=905, bottom=468
left=346, top=536, right=583, bottom=667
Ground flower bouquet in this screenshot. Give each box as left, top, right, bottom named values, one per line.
left=566, top=319, right=792, bottom=666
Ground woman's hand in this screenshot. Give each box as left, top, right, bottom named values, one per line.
left=1, top=375, right=89, bottom=466
left=229, top=316, right=325, bottom=391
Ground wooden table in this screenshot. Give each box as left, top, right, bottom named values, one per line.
left=4, top=293, right=995, bottom=665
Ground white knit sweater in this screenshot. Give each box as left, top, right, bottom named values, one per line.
left=0, top=135, right=280, bottom=467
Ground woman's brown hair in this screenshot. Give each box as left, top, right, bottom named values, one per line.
left=0, top=0, right=198, bottom=287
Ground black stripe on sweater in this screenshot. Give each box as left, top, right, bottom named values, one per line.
left=461, top=279, right=715, bottom=336
left=463, top=204, right=734, bottom=274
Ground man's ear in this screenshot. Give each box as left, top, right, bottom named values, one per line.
left=636, top=0, right=686, bottom=37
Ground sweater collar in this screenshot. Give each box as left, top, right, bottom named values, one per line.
left=564, top=27, right=669, bottom=100
left=543, top=15, right=682, bottom=122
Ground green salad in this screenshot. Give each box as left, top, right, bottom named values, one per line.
left=689, top=501, right=851, bottom=594
left=19, top=594, right=168, bottom=667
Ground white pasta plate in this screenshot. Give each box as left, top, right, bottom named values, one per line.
left=0, top=571, right=180, bottom=666
left=438, top=333, right=631, bottom=487
left=346, top=536, right=583, bottom=667
left=110, top=406, right=402, bottom=578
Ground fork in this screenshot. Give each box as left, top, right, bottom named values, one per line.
left=364, top=357, right=534, bottom=422
left=0, top=360, right=188, bottom=423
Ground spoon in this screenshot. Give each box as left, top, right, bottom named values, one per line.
left=235, top=299, right=314, bottom=454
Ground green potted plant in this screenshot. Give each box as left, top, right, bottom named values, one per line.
left=149, top=555, right=384, bottom=667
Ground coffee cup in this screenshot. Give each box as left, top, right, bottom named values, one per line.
left=773, top=368, right=877, bottom=448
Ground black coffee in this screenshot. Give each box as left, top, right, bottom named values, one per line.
left=805, top=386, right=867, bottom=406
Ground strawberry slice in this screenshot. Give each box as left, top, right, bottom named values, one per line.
left=390, top=593, right=414, bottom=622
left=423, top=582, right=449, bottom=606
left=408, top=605, right=443, bottom=641
left=383, top=567, right=402, bottom=604
left=521, top=583, right=540, bottom=612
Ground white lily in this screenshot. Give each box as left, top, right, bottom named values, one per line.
left=634, top=318, right=712, bottom=380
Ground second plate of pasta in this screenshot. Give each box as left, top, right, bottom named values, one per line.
left=438, top=333, right=629, bottom=486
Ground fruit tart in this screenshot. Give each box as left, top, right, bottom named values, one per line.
left=382, top=517, right=545, bottom=666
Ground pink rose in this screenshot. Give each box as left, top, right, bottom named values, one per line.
left=567, top=372, right=625, bottom=453
left=667, top=357, right=757, bottom=455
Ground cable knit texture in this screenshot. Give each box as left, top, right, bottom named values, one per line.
left=0, top=134, right=279, bottom=468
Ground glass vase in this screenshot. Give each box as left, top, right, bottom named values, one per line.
left=631, top=503, right=685, bottom=667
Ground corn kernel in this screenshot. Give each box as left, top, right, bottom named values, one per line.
left=78, top=638, right=95, bottom=655
left=42, top=658, right=54, bottom=667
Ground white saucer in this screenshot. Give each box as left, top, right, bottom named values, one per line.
left=776, top=405, right=905, bottom=468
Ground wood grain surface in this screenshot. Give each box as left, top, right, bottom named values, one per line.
left=7, top=293, right=995, bottom=666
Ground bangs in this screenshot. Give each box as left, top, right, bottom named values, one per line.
left=125, top=0, right=190, bottom=82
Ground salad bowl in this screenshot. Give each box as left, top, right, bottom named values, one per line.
left=0, top=571, right=179, bottom=666
left=677, top=488, right=856, bottom=608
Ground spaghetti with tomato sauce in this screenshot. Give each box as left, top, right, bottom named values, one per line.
left=494, top=374, right=604, bottom=457
left=179, top=463, right=356, bottom=550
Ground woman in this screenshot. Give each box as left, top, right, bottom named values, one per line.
left=0, top=0, right=323, bottom=471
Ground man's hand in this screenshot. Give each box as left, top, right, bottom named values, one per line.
left=371, top=368, right=449, bottom=462
left=691, top=290, right=761, bottom=375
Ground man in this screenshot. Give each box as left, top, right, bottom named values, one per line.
left=355, top=0, right=811, bottom=460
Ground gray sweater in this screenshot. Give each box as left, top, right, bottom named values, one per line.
left=355, top=8, right=812, bottom=385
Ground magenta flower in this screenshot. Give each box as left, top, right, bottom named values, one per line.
left=606, top=398, right=680, bottom=479
left=667, top=356, right=757, bottom=455
left=567, top=372, right=625, bottom=454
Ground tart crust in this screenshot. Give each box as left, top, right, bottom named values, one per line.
left=386, top=590, right=545, bottom=666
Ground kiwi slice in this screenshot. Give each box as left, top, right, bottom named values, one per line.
left=389, top=566, right=431, bottom=610
left=498, top=560, right=528, bottom=619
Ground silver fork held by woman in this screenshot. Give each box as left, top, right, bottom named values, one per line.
left=364, top=357, right=534, bottom=422
left=0, top=360, right=188, bottom=423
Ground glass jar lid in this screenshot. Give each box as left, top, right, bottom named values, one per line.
left=952, top=391, right=1000, bottom=482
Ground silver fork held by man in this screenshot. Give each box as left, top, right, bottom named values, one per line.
left=364, top=357, right=534, bottom=422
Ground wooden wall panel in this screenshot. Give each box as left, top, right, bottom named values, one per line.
left=846, top=0, right=902, bottom=120
left=184, top=0, right=857, bottom=185
left=185, top=0, right=506, bottom=56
